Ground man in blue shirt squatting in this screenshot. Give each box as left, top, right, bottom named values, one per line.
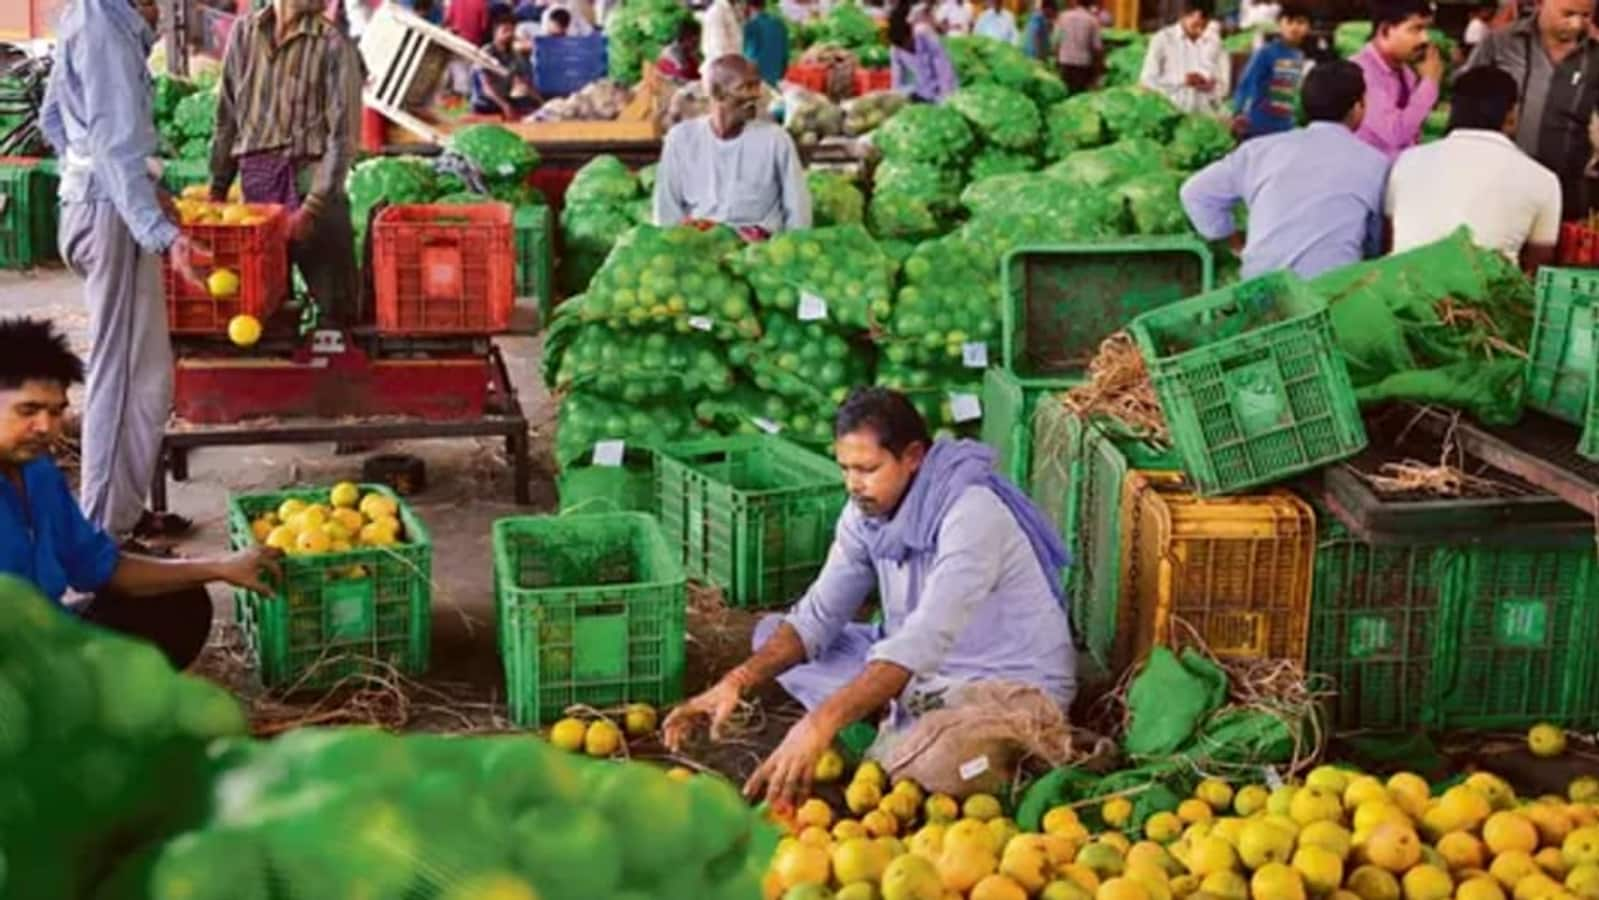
left=0, top=319, right=281, bottom=670
left=1180, top=59, right=1391, bottom=280
left=664, top=387, right=1075, bottom=807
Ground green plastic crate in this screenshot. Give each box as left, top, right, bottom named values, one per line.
left=1001, top=239, right=1213, bottom=383
left=1525, top=267, right=1598, bottom=427
left=0, top=158, right=57, bottom=269
left=493, top=513, right=686, bottom=726
left=1307, top=520, right=1452, bottom=732
left=557, top=452, right=656, bottom=515
left=226, top=484, right=432, bottom=689
left=1129, top=271, right=1367, bottom=495
left=981, top=367, right=1063, bottom=491
left=1429, top=540, right=1599, bottom=730
left=1582, top=313, right=1599, bottom=461
left=159, top=158, right=212, bottom=195
left=515, top=204, right=555, bottom=325
left=1029, top=398, right=1180, bottom=670
left=655, top=435, right=845, bottom=609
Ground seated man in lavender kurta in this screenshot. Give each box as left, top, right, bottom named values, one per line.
left=663, top=387, right=1075, bottom=807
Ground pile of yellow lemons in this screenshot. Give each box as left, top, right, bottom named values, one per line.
left=764, top=725, right=1599, bottom=900
left=250, top=482, right=403, bottom=557
left=546, top=704, right=659, bottom=759
left=173, top=194, right=264, bottom=228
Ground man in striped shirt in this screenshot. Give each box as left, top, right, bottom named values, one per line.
left=211, top=0, right=364, bottom=323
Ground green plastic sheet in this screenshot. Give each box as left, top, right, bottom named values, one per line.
left=1309, top=228, right=1534, bottom=425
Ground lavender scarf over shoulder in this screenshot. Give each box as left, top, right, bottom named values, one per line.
left=864, top=439, right=1071, bottom=603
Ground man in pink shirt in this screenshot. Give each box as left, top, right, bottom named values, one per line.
left=1351, top=0, right=1444, bottom=159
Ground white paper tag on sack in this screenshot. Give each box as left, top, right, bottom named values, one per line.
left=688, top=315, right=714, bottom=332
left=962, top=341, right=989, bottom=369
left=591, top=440, right=625, bottom=467
left=959, top=755, right=991, bottom=781
left=497, top=163, right=516, bottom=177
left=753, top=417, right=783, bottom=434
left=1262, top=766, right=1285, bottom=790
left=949, top=392, right=982, bottom=423
left=798, top=291, right=829, bottom=322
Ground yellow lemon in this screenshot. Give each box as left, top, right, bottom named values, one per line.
left=1529, top=724, right=1568, bottom=758
left=1570, top=779, right=1599, bottom=805
left=1236, top=786, right=1272, bottom=818
left=833, top=818, right=867, bottom=842
left=938, top=841, right=998, bottom=893
left=1346, top=866, right=1402, bottom=900
left=1490, top=851, right=1541, bottom=889
left=812, top=747, right=845, bottom=784
left=294, top=527, right=331, bottom=555
left=1238, top=819, right=1296, bottom=870
left=1465, top=774, right=1516, bottom=812
left=1181, top=799, right=1218, bottom=825
left=964, top=794, right=1004, bottom=822
left=972, top=873, right=1030, bottom=900
left=854, top=760, right=887, bottom=789
left=1535, top=847, right=1569, bottom=880
left=881, top=852, right=944, bottom=900
left=1484, top=813, right=1541, bottom=857
left=880, top=790, right=919, bottom=823
left=1291, top=845, right=1344, bottom=896
left=250, top=516, right=276, bottom=543
left=1365, top=823, right=1423, bottom=874
left=862, top=809, right=899, bottom=838
left=1000, top=834, right=1055, bottom=894
left=1386, top=774, right=1431, bottom=819
left=908, top=823, right=946, bottom=860
left=328, top=481, right=360, bottom=509
left=795, top=798, right=833, bottom=830
left=207, top=268, right=241, bottom=298
left=1566, top=864, right=1599, bottom=900
left=622, top=703, right=657, bottom=738
left=773, top=841, right=831, bottom=890
left=797, top=825, right=831, bottom=849
left=1564, top=827, right=1599, bottom=868
left=1435, top=832, right=1486, bottom=872
left=1299, top=822, right=1353, bottom=861
left=227, top=314, right=261, bottom=347
left=358, top=492, right=399, bottom=522
left=1203, top=871, right=1251, bottom=900
left=1101, top=877, right=1155, bottom=900
left=1401, top=865, right=1453, bottom=900
left=1077, top=842, right=1128, bottom=880
left=1198, top=780, right=1237, bottom=813
left=834, top=836, right=891, bottom=885
left=1458, top=877, right=1509, bottom=900
left=1306, top=767, right=1354, bottom=797
left=1045, top=806, right=1083, bottom=835
left=1345, top=777, right=1390, bottom=813
left=219, top=203, right=253, bottom=225
left=548, top=717, right=587, bottom=752
left=264, top=524, right=296, bottom=551
left=276, top=498, right=307, bottom=521
left=582, top=719, right=621, bottom=757
left=1147, top=812, right=1185, bottom=844
left=1188, top=836, right=1242, bottom=878
left=846, top=780, right=884, bottom=816
left=1251, top=863, right=1307, bottom=900
left=891, top=779, right=925, bottom=805
left=925, top=793, right=960, bottom=824
left=1103, top=797, right=1135, bottom=830
left=1291, top=788, right=1346, bottom=828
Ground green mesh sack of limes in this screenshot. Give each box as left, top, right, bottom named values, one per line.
left=732, top=224, right=894, bottom=332
left=875, top=362, right=986, bottom=433
left=694, top=385, right=839, bottom=447
left=873, top=103, right=976, bottom=168
left=883, top=234, right=1004, bottom=363
left=807, top=170, right=866, bottom=226
left=551, top=324, right=736, bottom=403
left=561, top=155, right=649, bottom=294
left=556, top=390, right=708, bottom=464
left=867, top=160, right=964, bottom=240
left=577, top=224, right=759, bottom=341
left=728, top=313, right=875, bottom=410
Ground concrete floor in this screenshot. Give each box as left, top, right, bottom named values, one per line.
left=1, top=266, right=569, bottom=710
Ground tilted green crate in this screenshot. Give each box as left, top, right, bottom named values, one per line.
left=1129, top=271, right=1366, bottom=495
left=1525, top=267, right=1599, bottom=428
left=0, top=157, right=57, bottom=269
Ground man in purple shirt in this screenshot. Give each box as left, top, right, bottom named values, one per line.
left=1352, top=0, right=1445, bottom=158
left=662, top=388, right=1073, bottom=807
left=1181, top=60, right=1391, bottom=279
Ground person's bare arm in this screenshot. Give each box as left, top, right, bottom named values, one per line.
left=742, top=659, right=911, bottom=806
left=105, top=546, right=280, bottom=598
left=660, top=620, right=808, bottom=751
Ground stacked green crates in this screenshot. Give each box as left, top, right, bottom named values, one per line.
left=993, top=239, right=1213, bottom=491
left=1431, top=542, right=1599, bottom=730
left=0, top=157, right=58, bottom=269
left=493, top=513, right=686, bottom=726
left=226, top=485, right=432, bottom=689
left=1029, top=397, right=1179, bottom=673
left=1308, top=519, right=1449, bottom=731
left=1524, top=268, right=1599, bottom=460
left=515, top=204, right=555, bottom=325
left=1130, top=271, right=1367, bottom=495
left=654, top=435, right=845, bottom=609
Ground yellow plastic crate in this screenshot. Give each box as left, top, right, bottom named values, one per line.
left=1117, top=470, right=1315, bottom=673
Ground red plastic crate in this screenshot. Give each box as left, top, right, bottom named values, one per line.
left=784, top=63, right=831, bottom=94
left=163, top=203, right=290, bottom=335
left=372, top=203, right=515, bottom=336
left=1558, top=222, right=1599, bottom=266
left=853, top=67, right=891, bottom=95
